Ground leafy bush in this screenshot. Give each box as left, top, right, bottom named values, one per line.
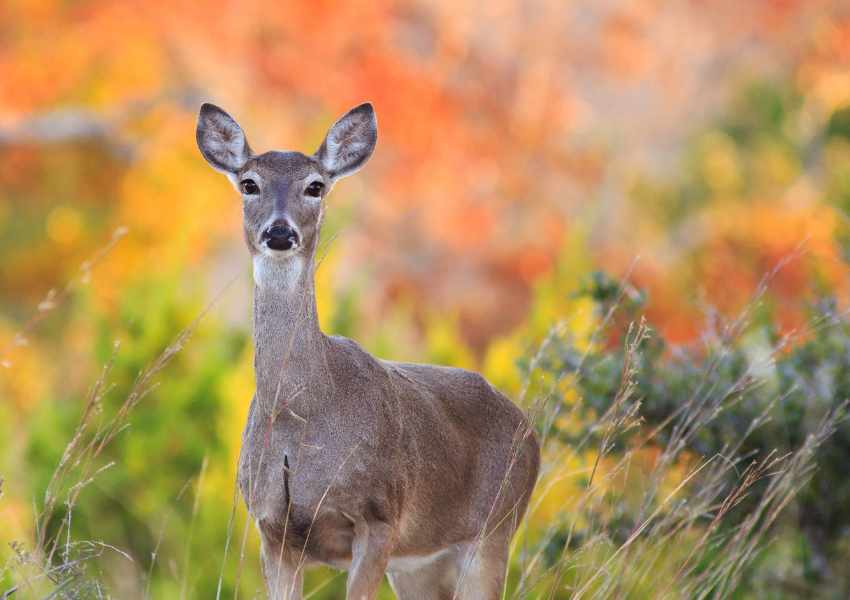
left=522, top=273, right=850, bottom=597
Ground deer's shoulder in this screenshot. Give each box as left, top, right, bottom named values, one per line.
left=324, top=335, right=525, bottom=425
left=324, top=334, right=388, bottom=380
left=381, top=361, right=523, bottom=421
left=324, top=336, right=490, bottom=395
left=382, top=361, right=492, bottom=395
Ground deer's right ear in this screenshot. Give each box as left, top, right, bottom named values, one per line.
left=315, top=103, right=377, bottom=181
left=196, top=103, right=252, bottom=174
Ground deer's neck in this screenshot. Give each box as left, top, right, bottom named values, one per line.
left=252, top=254, right=327, bottom=415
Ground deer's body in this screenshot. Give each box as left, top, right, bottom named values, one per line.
left=197, top=103, right=539, bottom=599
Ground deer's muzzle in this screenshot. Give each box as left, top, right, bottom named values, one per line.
left=262, top=222, right=300, bottom=251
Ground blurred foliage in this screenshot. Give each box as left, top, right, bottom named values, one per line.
left=23, top=276, right=251, bottom=598
left=3, top=1, right=850, bottom=598
left=544, top=276, right=850, bottom=597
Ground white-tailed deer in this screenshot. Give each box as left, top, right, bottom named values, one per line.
left=196, top=102, right=540, bottom=599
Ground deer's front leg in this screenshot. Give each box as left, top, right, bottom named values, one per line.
left=347, top=518, right=397, bottom=600
left=259, top=530, right=303, bottom=600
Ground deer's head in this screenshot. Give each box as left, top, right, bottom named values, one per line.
left=196, top=102, right=377, bottom=261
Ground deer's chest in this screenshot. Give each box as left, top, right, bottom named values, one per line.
left=236, top=401, right=374, bottom=524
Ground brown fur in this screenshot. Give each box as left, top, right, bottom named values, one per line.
left=197, top=102, right=540, bottom=599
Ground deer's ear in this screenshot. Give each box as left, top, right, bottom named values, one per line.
left=196, top=103, right=252, bottom=174
left=315, top=103, right=377, bottom=180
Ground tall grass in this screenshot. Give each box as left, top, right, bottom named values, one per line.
left=1, top=251, right=846, bottom=599
left=505, top=263, right=848, bottom=598
left=507, top=315, right=844, bottom=598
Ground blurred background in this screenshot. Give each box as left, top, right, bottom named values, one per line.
left=3, top=1, right=850, bottom=598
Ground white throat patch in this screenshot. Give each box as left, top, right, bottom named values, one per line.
left=253, top=253, right=305, bottom=292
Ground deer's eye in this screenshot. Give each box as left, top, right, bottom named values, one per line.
left=240, top=179, right=259, bottom=195
left=305, top=181, right=324, bottom=197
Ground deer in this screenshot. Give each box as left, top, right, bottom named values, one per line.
left=196, top=101, right=540, bottom=600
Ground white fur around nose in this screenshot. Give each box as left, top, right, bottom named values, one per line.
left=253, top=254, right=305, bottom=292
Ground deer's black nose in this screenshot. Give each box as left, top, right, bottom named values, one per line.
left=262, top=222, right=300, bottom=251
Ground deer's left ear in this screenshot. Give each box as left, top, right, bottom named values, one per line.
left=315, top=103, right=377, bottom=181
left=196, top=103, right=252, bottom=174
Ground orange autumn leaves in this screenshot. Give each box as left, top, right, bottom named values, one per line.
left=624, top=199, right=848, bottom=344
left=1, top=0, right=850, bottom=353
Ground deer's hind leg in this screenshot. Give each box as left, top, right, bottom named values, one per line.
left=386, top=549, right=460, bottom=600
left=449, top=534, right=512, bottom=600
left=388, top=537, right=511, bottom=600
